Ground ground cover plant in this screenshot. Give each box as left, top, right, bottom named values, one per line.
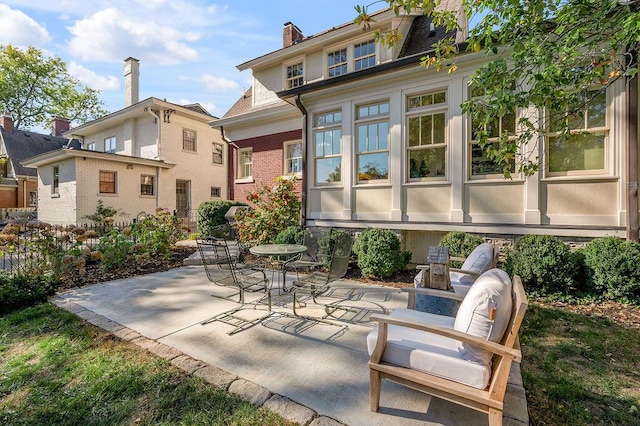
left=0, top=304, right=293, bottom=426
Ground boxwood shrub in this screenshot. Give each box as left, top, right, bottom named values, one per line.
left=197, top=200, right=247, bottom=237
left=353, top=228, right=411, bottom=278
left=274, top=226, right=303, bottom=244
left=581, top=236, right=640, bottom=303
left=504, top=234, right=577, bottom=295
left=438, top=231, right=484, bottom=268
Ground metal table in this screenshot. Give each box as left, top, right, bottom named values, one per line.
left=249, top=244, right=307, bottom=293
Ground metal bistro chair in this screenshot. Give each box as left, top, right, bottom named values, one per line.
left=290, top=232, right=354, bottom=319
left=282, top=227, right=333, bottom=285
left=196, top=236, right=272, bottom=334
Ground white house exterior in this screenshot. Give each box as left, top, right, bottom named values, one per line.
left=216, top=6, right=639, bottom=261
left=23, top=58, right=228, bottom=225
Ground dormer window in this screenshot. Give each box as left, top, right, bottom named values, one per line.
left=354, top=40, right=376, bottom=71
left=326, top=39, right=377, bottom=79
left=286, top=62, right=304, bottom=88
left=327, top=48, right=347, bottom=78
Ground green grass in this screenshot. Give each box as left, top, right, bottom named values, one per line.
left=521, top=302, right=640, bottom=425
left=0, top=304, right=293, bottom=426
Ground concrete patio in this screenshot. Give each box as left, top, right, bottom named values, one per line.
left=51, top=262, right=529, bottom=426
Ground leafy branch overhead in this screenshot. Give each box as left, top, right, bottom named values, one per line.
left=355, top=0, right=640, bottom=177
left=0, top=45, right=108, bottom=131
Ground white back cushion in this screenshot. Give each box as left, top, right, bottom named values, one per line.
left=453, top=268, right=513, bottom=364
left=454, top=243, right=495, bottom=285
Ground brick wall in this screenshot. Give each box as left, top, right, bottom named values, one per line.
left=231, top=130, right=303, bottom=204
left=0, top=187, right=17, bottom=208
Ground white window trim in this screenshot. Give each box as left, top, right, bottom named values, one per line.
left=355, top=101, right=390, bottom=184
left=313, top=110, right=343, bottom=186
left=283, top=140, right=303, bottom=178
left=544, top=88, right=610, bottom=178
left=405, top=90, right=449, bottom=183
left=236, top=147, right=253, bottom=181
left=104, top=136, right=116, bottom=154
left=283, top=57, right=305, bottom=90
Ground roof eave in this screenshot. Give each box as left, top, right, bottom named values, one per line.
left=21, top=149, right=176, bottom=169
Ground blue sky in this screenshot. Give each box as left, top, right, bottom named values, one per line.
left=0, top=1, right=372, bottom=121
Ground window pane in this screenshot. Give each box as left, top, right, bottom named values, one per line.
left=548, top=132, right=605, bottom=172
left=408, top=147, right=446, bottom=178
left=358, top=125, right=367, bottom=152
left=378, top=122, right=388, bottom=150
left=433, top=91, right=446, bottom=104
left=331, top=130, right=341, bottom=154
left=503, top=110, right=517, bottom=135
left=587, top=91, right=606, bottom=128
left=471, top=142, right=515, bottom=176
left=316, top=158, right=341, bottom=183
left=433, top=113, right=445, bottom=144
left=358, top=152, right=388, bottom=180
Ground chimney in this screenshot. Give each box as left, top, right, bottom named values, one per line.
left=124, top=57, right=140, bottom=107
left=52, top=117, right=71, bottom=136
left=283, top=22, right=304, bottom=48
left=0, top=114, right=13, bottom=132
left=435, top=0, right=468, bottom=42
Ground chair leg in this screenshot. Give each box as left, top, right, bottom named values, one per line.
left=488, top=408, right=503, bottom=426
left=370, top=369, right=381, bottom=412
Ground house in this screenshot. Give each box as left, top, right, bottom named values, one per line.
left=0, top=115, right=68, bottom=210
left=213, top=4, right=639, bottom=260
left=22, top=57, right=228, bottom=225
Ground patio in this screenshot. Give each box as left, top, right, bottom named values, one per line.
left=52, top=263, right=528, bottom=425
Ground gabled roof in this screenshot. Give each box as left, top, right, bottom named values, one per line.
left=21, top=147, right=175, bottom=169
left=0, top=127, right=67, bottom=177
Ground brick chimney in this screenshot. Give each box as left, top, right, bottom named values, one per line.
left=124, top=57, right=140, bottom=107
left=0, top=114, right=13, bottom=132
left=283, top=22, right=303, bottom=48
left=52, top=117, right=71, bottom=136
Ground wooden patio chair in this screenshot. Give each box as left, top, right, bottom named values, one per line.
left=368, top=269, right=528, bottom=425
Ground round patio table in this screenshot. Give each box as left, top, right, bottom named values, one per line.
left=249, top=244, right=307, bottom=293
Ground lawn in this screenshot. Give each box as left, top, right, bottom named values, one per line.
left=0, top=304, right=293, bottom=426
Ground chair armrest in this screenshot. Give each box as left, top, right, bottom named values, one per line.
left=415, top=264, right=431, bottom=271
left=449, top=268, right=481, bottom=277
left=369, top=313, right=522, bottom=362
left=450, top=256, right=467, bottom=263
left=402, top=287, right=465, bottom=302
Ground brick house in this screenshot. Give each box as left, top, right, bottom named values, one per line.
left=212, top=4, right=639, bottom=260
left=22, top=58, right=228, bottom=225
left=0, top=115, right=68, bottom=210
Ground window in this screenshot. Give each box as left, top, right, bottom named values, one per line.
left=104, top=136, right=116, bottom=153
left=29, top=191, right=37, bottom=206
left=327, top=48, right=347, bottom=78
left=356, top=101, right=389, bottom=182
left=211, top=187, right=221, bottom=198
left=1, top=156, right=7, bottom=178
left=99, top=171, right=116, bottom=194
left=313, top=110, right=342, bottom=184
left=469, top=86, right=517, bottom=178
left=237, top=148, right=252, bottom=179
left=87, top=142, right=96, bottom=151
left=547, top=89, right=607, bottom=175
left=52, top=166, right=59, bottom=194
left=284, top=141, right=303, bottom=175
left=140, top=175, right=154, bottom=195
left=212, top=142, right=223, bottom=164
left=406, top=90, right=448, bottom=180
left=354, top=40, right=376, bottom=71
left=183, top=129, right=197, bottom=152
left=286, top=62, right=304, bottom=88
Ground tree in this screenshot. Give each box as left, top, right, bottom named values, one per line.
left=0, top=45, right=108, bottom=130
left=355, top=0, right=640, bottom=176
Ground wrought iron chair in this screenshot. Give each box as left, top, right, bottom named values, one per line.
left=282, top=227, right=333, bottom=284
left=196, top=236, right=271, bottom=334
left=290, top=232, right=354, bottom=318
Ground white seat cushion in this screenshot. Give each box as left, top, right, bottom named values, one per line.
left=454, top=268, right=513, bottom=364
left=367, top=308, right=492, bottom=390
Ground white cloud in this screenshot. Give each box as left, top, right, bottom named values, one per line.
left=0, top=4, right=51, bottom=47
left=68, top=62, right=119, bottom=91
left=67, top=8, right=200, bottom=64
left=196, top=75, right=240, bottom=92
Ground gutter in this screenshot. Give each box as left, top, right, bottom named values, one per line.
left=220, top=126, right=238, bottom=200
left=293, top=94, right=308, bottom=227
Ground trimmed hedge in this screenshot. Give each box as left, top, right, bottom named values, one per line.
left=353, top=228, right=411, bottom=278
left=505, top=234, right=578, bottom=295
left=197, top=201, right=247, bottom=237
left=0, top=272, right=59, bottom=314
left=274, top=226, right=303, bottom=244
left=581, top=236, right=640, bottom=303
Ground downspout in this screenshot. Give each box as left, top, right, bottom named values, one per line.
left=145, top=107, right=162, bottom=209
left=220, top=125, right=239, bottom=201
left=294, top=94, right=308, bottom=227
left=628, top=67, right=639, bottom=241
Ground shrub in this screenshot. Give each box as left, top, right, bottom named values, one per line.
left=274, top=226, right=303, bottom=244
left=130, top=208, right=185, bottom=259
left=504, top=234, right=577, bottom=294
left=0, top=272, right=59, bottom=314
left=581, top=236, right=640, bottom=303
left=438, top=231, right=484, bottom=268
left=353, top=228, right=411, bottom=278
left=234, top=177, right=301, bottom=245
left=197, top=200, right=247, bottom=237
left=94, top=231, right=134, bottom=271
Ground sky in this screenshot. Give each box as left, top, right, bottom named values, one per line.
left=0, top=0, right=372, bottom=123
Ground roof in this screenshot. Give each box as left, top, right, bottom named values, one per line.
left=0, top=127, right=67, bottom=177
left=398, top=15, right=456, bottom=58
left=20, top=147, right=175, bottom=169
left=220, top=88, right=293, bottom=121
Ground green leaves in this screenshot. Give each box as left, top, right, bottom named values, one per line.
left=0, top=45, right=108, bottom=130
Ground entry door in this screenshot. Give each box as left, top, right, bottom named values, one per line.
left=175, top=180, right=191, bottom=218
